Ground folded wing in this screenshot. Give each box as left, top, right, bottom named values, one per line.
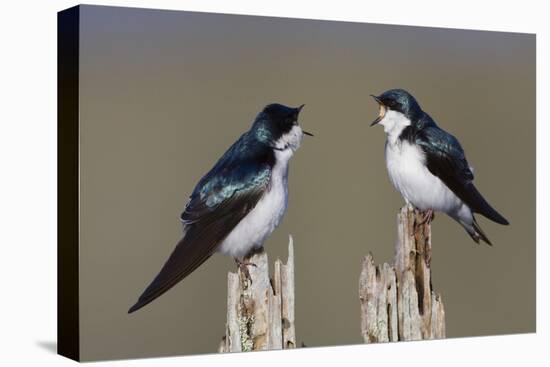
left=128, top=137, right=273, bottom=313
left=416, top=125, right=509, bottom=225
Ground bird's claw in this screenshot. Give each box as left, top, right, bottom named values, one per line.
left=419, top=209, right=435, bottom=225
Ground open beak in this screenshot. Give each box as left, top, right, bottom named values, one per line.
left=370, top=94, right=385, bottom=126
left=296, top=104, right=314, bottom=137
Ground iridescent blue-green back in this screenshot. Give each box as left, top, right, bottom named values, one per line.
left=183, top=130, right=275, bottom=218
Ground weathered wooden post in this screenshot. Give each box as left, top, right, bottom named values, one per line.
left=359, top=205, right=445, bottom=343
left=219, top=235, right=296, bottom=352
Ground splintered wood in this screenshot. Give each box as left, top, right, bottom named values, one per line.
left=219, top=235, right=296, bottom=352
left=359, top=205, right=446, bottom=343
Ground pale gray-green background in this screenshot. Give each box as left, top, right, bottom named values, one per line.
left=78, top=5, right=535, bottom=361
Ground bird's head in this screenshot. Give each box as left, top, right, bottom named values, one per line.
left=370, top=89, right=422, bottom=128
left=252, top=103, right=313, bottom=151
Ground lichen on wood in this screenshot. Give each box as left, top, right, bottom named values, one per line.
left=219, top=235, right=296, bottom=352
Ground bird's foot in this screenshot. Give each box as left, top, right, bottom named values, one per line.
left=419, top=209, right=435, bottom=225
left=235, top=258, right=257, bottom=284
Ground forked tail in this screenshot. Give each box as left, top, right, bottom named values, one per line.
left=464, top=216, right=492, bottom=246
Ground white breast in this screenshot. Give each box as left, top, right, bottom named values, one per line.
left=377, top=109, right=464, bottom=215
left=217, top=148, right=291, bottom=259
left=385, top=140, right=462, bottom=214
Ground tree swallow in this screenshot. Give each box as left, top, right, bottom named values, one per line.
left=370, top=88, right=508, bottom=245
left=128, top=103, right=312, bottom=313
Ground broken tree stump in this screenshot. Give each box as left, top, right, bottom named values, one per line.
left=219, top=235, right=296, bottom=352
left=359, top=205, right=446, bottom=343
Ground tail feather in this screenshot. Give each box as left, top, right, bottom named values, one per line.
left=128, top=231, right=215, bottom=314
left=469, top=184, right=509, bottom=226
left=465, top=217, right=492, bottom=246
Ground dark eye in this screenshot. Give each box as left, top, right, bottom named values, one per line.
left=387, top=100, right=397, bottom=108
left=287, top=113, right=298, bottom=124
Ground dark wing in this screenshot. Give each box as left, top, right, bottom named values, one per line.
left=416, top=125, right=509, bottom=225
left=128, top=136, right=273, bottom=313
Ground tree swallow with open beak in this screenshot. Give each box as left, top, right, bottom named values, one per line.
left=370, top=88, right=508, bottom=245
left=129, top=103, right=312, bottom=313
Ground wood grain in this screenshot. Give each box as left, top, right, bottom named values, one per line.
left=360, top=205, right=445, bottom=343
left=219, top=235, right=296, bottom=352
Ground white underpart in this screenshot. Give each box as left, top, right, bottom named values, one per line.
left=380, top=110, right=473, bottom=227
left=273, top=124, right=304, bottom=151
left=217, top=125, right=303, bottom=258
